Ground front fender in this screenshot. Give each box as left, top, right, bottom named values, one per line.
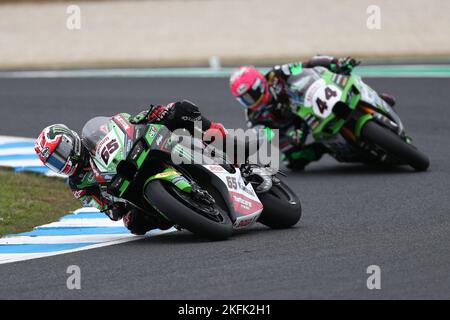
left=355, top=114, right=374, bottom=139
left=145, top=168, right=192, bottom=193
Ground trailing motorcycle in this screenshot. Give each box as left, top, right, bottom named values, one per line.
left=271, top=66, right=430, bottom=171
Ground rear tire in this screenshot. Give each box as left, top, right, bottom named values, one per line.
left=361, top=121, right=430, bottom=171
left=258, top=179, right=302, bottom=229
left=144, top=180, right=233, bottom=240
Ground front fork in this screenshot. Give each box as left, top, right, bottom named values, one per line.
left=340, top=104, right=410, bottom=162
left=350, top=104, right=406, bottom=141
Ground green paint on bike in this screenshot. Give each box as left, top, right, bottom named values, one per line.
left=146, top=168, right=192, bottom=193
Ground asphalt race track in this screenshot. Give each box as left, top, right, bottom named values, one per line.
left=0, top=76, right=449, bottom=299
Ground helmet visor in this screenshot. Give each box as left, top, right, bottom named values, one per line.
left=237, top=78, right=266, bottom=108
left=44, top=139, right=73, bottom=173
left=45, top=152, right=67, bottom=172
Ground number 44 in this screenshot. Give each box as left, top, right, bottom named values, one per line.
left=315, top=87, right=338, bottom=114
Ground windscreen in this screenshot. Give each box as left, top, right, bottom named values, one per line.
left=81, top=116, right=112, bottom=155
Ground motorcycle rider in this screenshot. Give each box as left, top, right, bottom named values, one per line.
left=229, top=55, right=397, bottom=170
left=34, top=100, right=228, bottom=235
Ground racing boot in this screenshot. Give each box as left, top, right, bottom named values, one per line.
left=379, top=93, right=396, bottom=107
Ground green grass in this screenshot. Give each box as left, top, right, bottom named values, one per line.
left=0, top=167, right=80, bottom=237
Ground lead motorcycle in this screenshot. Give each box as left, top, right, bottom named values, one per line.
left=81, top=115, right=301, bottom=240
left=270, top=66, right=430, bottom=171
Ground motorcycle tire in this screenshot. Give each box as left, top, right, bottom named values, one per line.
left=144, top=180, right=233, bottom=240
left=257, top=178, right=302, bottom=229
left=361, top=120, right=430, bottom=171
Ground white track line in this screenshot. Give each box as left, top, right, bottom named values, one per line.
left=0, top=234, right=136, bottom=245
left=39, top=218, right=124, bottom=228
left=0, top=228, right=178, bottom=265
left=0, top=159, right=43, bottom=167
left=0, top=147, right=36, bottom=156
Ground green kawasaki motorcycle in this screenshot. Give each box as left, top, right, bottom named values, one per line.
left=279, top=66, right=430, bottom=171
left=81, top=115, right=301, bottom=240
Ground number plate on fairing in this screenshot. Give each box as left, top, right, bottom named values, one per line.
left=304, top=79, right=343, bottom=119
left=96, top=131, right=121, bottom=167
left=311, top=84, right=342, bottom=119
left=203, top=165, right=263, bottom=229
left=92, top=126, right=126, bottom=174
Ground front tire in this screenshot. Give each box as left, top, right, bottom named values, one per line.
left=144, top=180, right=233, bottom=240
left=361, top=121, right=430, bottom=171
left=257, top=179, right=302, bottom=229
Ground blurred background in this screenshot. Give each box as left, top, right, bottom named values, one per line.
left=0, top=0, right=449, bottom=69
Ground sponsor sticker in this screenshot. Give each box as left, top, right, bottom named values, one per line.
left=154, top=171, right=177, bottom=179
left=236, top=216, right=258, bottom=228
left=114, top=115, right=130, bottom=131
left=113, top=115, right=134, bottom=138
left=149, top=126, right=158, bottom=138
left=72, top=190, right=86, bottom=199
left=238, top=180, right=256, bottom=197
left=207, top=165, right=226, bottom=172
left=304, top=79, right=326, bottom=107
left=41, top=146, right=50, bottom=159
left=237, top=83, right=248, bottom=95
left=233, top=194, right=253, bottom=210
left=156, top=135, right=163, bottom=146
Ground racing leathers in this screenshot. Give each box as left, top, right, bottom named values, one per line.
left=68, top=100, right=227, bottom=235
left=247, top=56, right=395, bottom=170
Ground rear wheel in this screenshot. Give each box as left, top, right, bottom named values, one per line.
left=257, top=178, right=302, bottom=229
left=361, top=121, right=430, bottom=171
left=144, top=180, right=233, bottom=240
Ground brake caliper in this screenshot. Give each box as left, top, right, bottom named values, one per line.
left=241, top=164, right=274, bottom=193
left=191, top=184, right=215, bottom=206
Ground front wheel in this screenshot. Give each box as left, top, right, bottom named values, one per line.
left=257, top=178, right=302, bottom=229
left=361, top=121, right=430, bottom=171
left=144, top=180, right=233, bottom=240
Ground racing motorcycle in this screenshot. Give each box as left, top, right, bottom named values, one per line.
left=81, top=115, right=301, bottom=240
left=275, top=66, right=430, bottom=171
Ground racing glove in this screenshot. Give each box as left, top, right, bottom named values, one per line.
left=335, top=57, right=361, bottom=75
left=129, top=104, right=174, bottom=124
left=168, top=100, right=226, bottom=137
left=148, top=104, right=171, bottom=122
left=203, top=122, right=228, bottom=141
